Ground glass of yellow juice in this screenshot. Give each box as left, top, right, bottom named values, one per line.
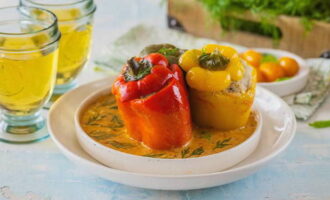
left=20, top=0, right=96, bottom=95
left=0, top=6, right=60, bottom=143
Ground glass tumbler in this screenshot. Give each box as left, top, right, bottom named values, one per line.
left=20, top=0, right=97, bottom=95
left=0, top=6, right=60, bottom=143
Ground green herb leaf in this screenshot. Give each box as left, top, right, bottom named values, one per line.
left=92, top=134, right=118, bottom=140
left=108, top=105, right=118, bottom=110
left=111, top=115, right=124, bottom=128
left=158, top=47, right=180, bottom=56
left=190, top=147, right=204, bottom=157
left=86, top=115, right=106, bottom=125
left=140, top=44, right=177, bottom=56
left=89, top=131, right=118, bottom=140
left=89, top=130, right=113, bottom=136
left=108, top=141, right=135, bottom=149
left=84, top=124, right=112, bottom=128
left=309, top=120, right=330, bottom=128
left=100, top=99, right=116, bottom=106
left=276, top=77, right=291, bottom=82
left=181, top=147, right=190, bottom=158
left=123, top=57, right=152, bottom=81
left=199, top=130, right=212, bottom=141
left=139, top=44, right=184, bottom=65
left=261, top=54, right=277, bottom=63
left=214, top=138, right=231, bottom=150
left=199, top=51, right=229, bottom=70
left=143, top=153, right=165, bottom=158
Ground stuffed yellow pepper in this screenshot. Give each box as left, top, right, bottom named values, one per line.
left=179, top=44, right=256, bottom=130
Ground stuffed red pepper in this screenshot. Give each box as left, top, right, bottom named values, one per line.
left=112, top=53, right=192, bottom=150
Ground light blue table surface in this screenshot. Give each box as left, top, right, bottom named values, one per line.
left=1, top=1, right=330, bottom=200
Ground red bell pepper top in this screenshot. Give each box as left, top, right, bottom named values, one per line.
left=112, top=53, right=192, bottom=150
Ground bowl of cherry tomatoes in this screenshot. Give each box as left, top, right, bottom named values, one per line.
left=241, top=48, right=309, bottom=96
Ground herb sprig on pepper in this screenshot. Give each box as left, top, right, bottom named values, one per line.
left=199, top=50, right=229, bottom=70
left=123, top=58, right=152, bottom=81
left=139, top=44, right=185, bottom=65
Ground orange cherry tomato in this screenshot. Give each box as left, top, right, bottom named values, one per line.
left=241, top=49, right=262, bottom=68
left=259, top=62, right=285, bottom=82
left=279, top=57, right=299, bottom=77
left=256, top=68, right=265, bottom=82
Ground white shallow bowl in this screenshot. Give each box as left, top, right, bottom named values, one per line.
left=249, top=48, right=309, bottom=97
left=48, top=77, right=296, bottom=190
left=74, top=86, right=262, bottom=175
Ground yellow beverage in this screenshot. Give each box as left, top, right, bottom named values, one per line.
left=56, top=24, right=92, bottom=85
left=0, top=6, right=60, bottom=143
left=53, top=9, right=93, bottom=85
left=0, top=38, right=58, bottom=115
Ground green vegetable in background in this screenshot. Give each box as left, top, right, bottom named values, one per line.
left=309, top=120, right=330, bottom=128
left=276, top=77, right=291, bottom=82
left=261, top=54, right=277, bottom=63
left=198, top=0, right=330, bottom=40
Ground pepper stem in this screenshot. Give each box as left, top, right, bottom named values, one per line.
left=198, top=50, right=230, bottom=70
left=123, top=57, right=152, bottom=81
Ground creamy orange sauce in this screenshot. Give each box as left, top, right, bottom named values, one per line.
left=80, top=94, right=257, bottom=159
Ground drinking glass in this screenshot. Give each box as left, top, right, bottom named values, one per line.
left=20, top=0, right=96, bottom=95
left=0, top=6, right=60, bottom=143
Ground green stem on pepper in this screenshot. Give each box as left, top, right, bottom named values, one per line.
left=199, top=50, right=230, bottom=70
left=123, top=57, right=152, bottom=81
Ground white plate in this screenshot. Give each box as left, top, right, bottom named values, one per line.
left=251, top=48, right=309, bottom=97
left=74, top=86, right=262, bottom=175
left=48, top=77, right=296, bottom=190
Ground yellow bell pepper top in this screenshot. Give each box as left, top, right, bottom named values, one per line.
left=179, top=44, right=245, bottom=92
